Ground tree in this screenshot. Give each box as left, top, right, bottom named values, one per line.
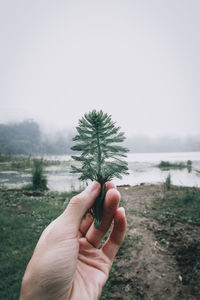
left=71, top=110, right=129, bottom=227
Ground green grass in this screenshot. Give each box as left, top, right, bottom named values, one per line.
left=151, top=186, right=200, bottom=296
left=32, top=159, right=48, bottom=190
left=1, top=184, right=200, bottom=299
left=0, top=186, right=139, bottom=300
left=157, top=160, right=191, bottom=170
left=152, top=186, right=200, bottom=225
left=164, top=173, right=171, bottom=190
left=0, top=154, right=69, bottom=171
left=0, top=187, right=79, bottom=300
left=128, top=186, right=200, bottom=226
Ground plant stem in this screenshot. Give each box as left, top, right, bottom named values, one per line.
left=96, top=128, right=102, bottom=180
left=94, top=183, right=106, bottom=228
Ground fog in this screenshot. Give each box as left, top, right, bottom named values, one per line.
left=0, top=119, right=199, bottom=155
left=0, top=0, right=200, bottom=137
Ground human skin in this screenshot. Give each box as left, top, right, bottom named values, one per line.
left=20, top=181, right=126, bottom=300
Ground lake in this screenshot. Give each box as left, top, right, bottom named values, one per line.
left=0, top=152, right=200, bottom=191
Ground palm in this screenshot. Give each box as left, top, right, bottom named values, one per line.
left=70, top=237, right=110, bottom=299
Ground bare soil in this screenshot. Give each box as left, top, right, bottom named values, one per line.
left=102, top=184, right=200, bottom=300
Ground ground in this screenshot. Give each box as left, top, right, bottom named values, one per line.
left=0, top=184, right=199, bottom=300
left=102, top=184, right=200, bottom=300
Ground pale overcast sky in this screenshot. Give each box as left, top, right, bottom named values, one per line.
left=0, top=0, right=199, bottom=136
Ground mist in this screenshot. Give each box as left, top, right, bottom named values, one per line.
left=0, top=119, right=199, bottom=155
left=0, top=0, right=200, bottom=138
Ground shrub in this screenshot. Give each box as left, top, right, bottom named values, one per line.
left=187, top=160, right=192, bottom=173
left=32, top=159, right=48, bottom=190
left=158, top=161, right=186, bottom=169
left=165, top=173, right=171, bottom=190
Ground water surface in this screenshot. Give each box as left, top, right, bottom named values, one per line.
left=0, top=152, right=200, bottom=191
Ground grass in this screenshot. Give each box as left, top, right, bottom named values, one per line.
left=0, top=187, right=79, bottom=300
left=0, top=185, right=139, bottom=300
left=127, top=185, right=200, bottom=227
left=151, top=185, right=200, bottom=296
left=1, top=184, right=200, bottom=299
left=152, top=186, right=200, bottom=225
left=0, top=154, right=69, bottom=171
left=157, top=160, right=192, bottom=170
left=32, top=159, right=48, bottom=190
left=164, top=173, right=171, bottom=191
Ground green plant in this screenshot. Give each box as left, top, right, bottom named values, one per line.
left=153, top=186, right=200, bottom=225
left=71, top=110, right=129, bottom=227
left=157, top=161, right=186, bottom=169
left=32, top=159, right=48, bottom=190
left=187, top=160, right=192, bottom=173
left=165, top=173, right=171, bottom=191
left=0, top=187, right=68, bottom=300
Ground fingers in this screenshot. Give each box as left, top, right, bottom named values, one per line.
left=79, top=213, right=93, bottom=236
left=63, top=182, right=101, bottom=231
left=79, top=181, right=117, bottom=236
left=102, top=207, right=126, bottom=262
left=105, top=181, right=116, bottom=191
left=85, top=188, right=120, bottom=248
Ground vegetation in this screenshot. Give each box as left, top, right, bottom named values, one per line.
left=103, top=185, right=200, bottom=298
left=0, top=120, right=41, bottom=155
left=165, top=173, right=171, bottom=190
left=0, top=186, right=142, bottom=300
left=71, top=110, right=129, bottom=227
left=0, top=187, right=79, bottom=300
left=152, top=186, right=200, bottom=225
left=0, top=154, right=67, bottom=171
left=150, top=186, right=200, bottom=298
left=0, top=120, right=200, bottom=155
left=157, top=160, right=192, bottom=171
left=187, top=160, right=192, bottom=172
left=0, top=184, right=200, bottom=299
left=0, top=120, right=73, bottom=155
left=32, top=159, right=48, bottom=190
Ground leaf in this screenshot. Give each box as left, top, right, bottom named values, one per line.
left=71, top=110, right=129, bottom=227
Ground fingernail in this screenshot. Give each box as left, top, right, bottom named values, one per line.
left=88, top=181, right=100, bottom=192
left=118, top=207, right=125, bottom=216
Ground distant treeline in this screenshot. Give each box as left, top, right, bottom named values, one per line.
left=0, top=120, right=199, bottom=155
left=0, top=120, right=73, bottom=155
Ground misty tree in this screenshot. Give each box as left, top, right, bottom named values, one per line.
left=0, top=120, right=41, bottom=155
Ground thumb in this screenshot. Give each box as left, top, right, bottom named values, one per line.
left=62, top=181, right=101, bottom=230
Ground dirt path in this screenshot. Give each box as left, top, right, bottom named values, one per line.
left=102, top=185, right=200, bottom=300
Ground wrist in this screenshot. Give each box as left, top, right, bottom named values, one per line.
left=20, top=270, right=33, bottom=300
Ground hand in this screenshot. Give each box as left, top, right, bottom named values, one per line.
left=20, top=181, right=126, bottom=300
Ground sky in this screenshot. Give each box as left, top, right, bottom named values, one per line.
left=0, top=0, right=200, bottom=137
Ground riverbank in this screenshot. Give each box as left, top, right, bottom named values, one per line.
left=0, top=184, right=200, bottom=299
